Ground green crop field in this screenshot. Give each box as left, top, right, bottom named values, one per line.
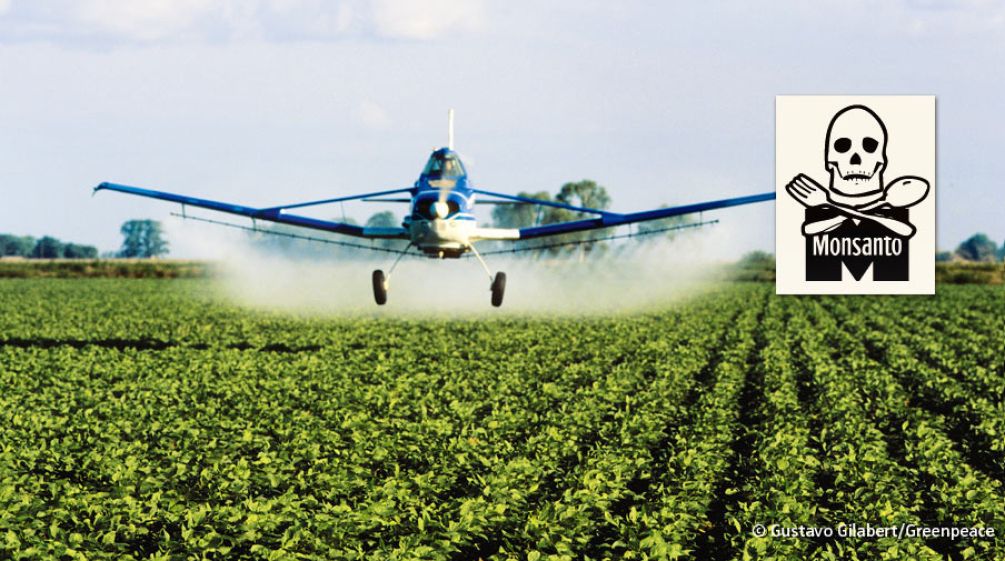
left=1, top=279, right=1002, bottom=560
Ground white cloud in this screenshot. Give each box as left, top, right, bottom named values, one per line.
left=371, top=0, right=483, bottom=40
left=814, top=0, right=1005, bottom=35
left=0, top=0, right=484, bottom=44
left=73, top=0, right=217, bottom=42
left=357, top=99, right=391, bottom=129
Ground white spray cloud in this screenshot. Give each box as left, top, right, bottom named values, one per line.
left=165, top=213, right=758, bottom=317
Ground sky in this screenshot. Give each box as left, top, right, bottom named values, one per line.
left=1, top=0, right=1004, bottom=256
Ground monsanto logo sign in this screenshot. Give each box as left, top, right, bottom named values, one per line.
left=776, top=96, right=935, bottom=294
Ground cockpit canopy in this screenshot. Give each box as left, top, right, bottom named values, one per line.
left=422, top=150, right=466, bottom=179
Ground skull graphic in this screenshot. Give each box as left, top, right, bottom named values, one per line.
left=825, top=105, right=887, bottom=207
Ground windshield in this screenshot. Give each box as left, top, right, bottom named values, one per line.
left=423, top=153, right=465, bottom=178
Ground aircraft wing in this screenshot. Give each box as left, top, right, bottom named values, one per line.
left=514, top=192, right=775, bottom=240
left=94, top=182, right=411, bottom=239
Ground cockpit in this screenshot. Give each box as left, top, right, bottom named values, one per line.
left=422, top=151, right=466, bottom=179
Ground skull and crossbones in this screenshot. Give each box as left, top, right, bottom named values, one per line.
left=786, top=105, right=929, bottom=238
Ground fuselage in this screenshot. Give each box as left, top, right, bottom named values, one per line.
left=405, top=148, right=479, bottom=258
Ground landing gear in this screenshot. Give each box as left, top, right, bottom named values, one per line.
left=372, top=244, right=507, bottom=308
left=468, top=243, right=507, bottom=308
left=372, top=246, right=411, bottom=306
left=491, top=272, right=506, bottom=307
left=372, top=270, right=388, bottom=305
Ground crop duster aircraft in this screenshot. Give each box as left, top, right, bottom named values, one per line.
left=95, top=111, right=775, bottom=307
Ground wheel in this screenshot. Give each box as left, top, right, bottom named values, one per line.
left=490, top=272, right=506, bottom=307
left=372, top=270, right=388, bottom=305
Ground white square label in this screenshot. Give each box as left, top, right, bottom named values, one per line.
left=775, top=95, right=935, bottom=294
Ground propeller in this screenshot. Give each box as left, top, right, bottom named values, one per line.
left=434, top=190, right=451, bottom=219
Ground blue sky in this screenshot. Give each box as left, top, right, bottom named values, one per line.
left=1, top=0, right=1003, bottom=256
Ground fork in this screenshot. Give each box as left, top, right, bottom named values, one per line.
left=786, top=175, right=916, bottom=238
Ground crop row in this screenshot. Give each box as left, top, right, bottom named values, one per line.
left=817, top=297, right=1004, bottom=560
left=1, top=280, right=1002, bottom=559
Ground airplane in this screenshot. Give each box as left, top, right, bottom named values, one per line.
left=94, top=110, right=775, bottom=307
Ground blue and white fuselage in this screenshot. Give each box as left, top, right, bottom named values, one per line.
left=405, top=147, right=516, bottom=258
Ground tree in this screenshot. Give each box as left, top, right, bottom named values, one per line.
left=999, top=240, right=1005, bottom=261
left=551, top=180, right=612, bottom=257
left=63, top=243, right=98, bottom=259
left=365, top=211, right=398, bottom=229
left=365, top=212, right=401, bottom=250
left=33, top=236, right=64, bottom=258
left=935, top=251, right=954, bottom=263
left=556, top=179, right=611, bottom=212
left=733, top=250, right=776, bottom=281
left=0, top=234, right=36, bottom=257
left=489, top=182, right=612, bottom=257
left=737, top=250, right=775, bottom=269
left=955, top=233, right=997, bottom=262
left=118, top=220, right=169, bottom=258
left=491, top=191, right=553, bottom=228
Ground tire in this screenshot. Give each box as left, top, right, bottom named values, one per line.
left=490, top=272, right=506, bottom=307
left=372, top=270, right=387, bottom=305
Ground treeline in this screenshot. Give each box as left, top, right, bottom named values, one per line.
left=488, top=179, right=695, bottom=256
left=730, top=248, right=1005, bottom=285
left=938, top=233, right=1005, bottom=263
left=1, top=220, right=170, bottom=260
left=0, top=260, right=209, bottom=279
left=489, top=180, right=612, bottom=255
left=0, top=234, right=98, bottom=259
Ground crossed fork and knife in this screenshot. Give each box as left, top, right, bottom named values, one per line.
left=785, top=174, right=929, bottom=238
